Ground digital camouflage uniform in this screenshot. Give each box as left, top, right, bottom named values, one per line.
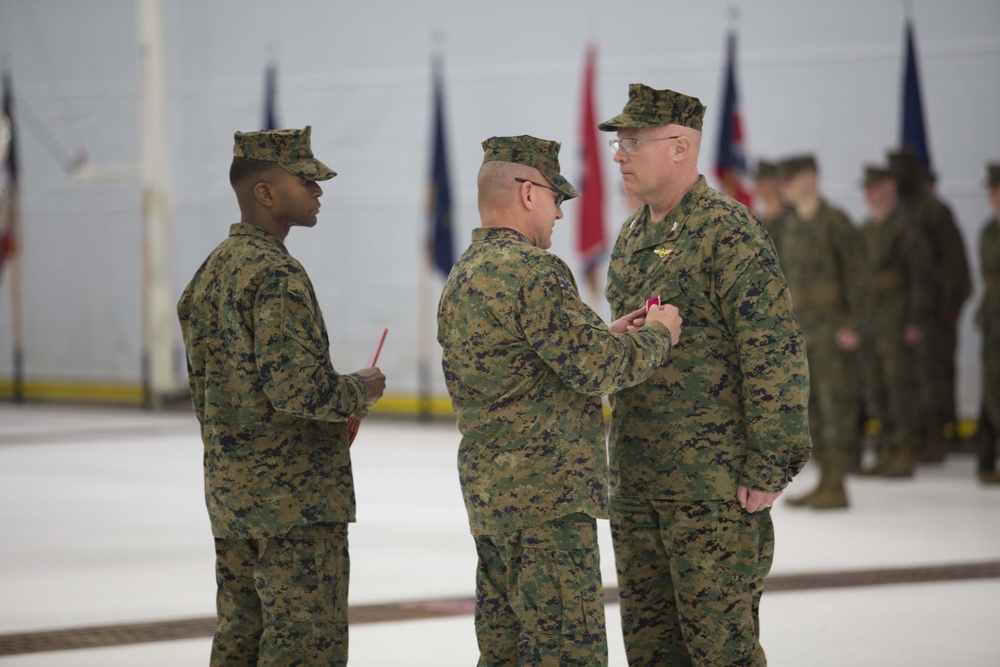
left=599, top=84, right=811, bottom=667
left=752, top=160, right=790, bottom=261
left=178, top=127, right=361, bottom=667
left=889, top=149, right=972, bottom=459
left=859, top=195, right=934, bottom=473
left=776, top=161, right=865, bottom=507
left=437, top=135, right=674, bottom=666
left=976, top=164, right=1000, bottom=481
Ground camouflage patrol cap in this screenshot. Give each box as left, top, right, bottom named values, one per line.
left=754, top=160, right=779, bottom=179
left=862, top=164, right=893, bottom=188
left=599, top=83, right=705, bottom=132
left=887, top=147, right=920, bottom=181
left=777, top=155, right=818, bottom=180
left=233, top=125, right=336, bottom=181
left=987, top=163, right=1000, bottom=187
left=481, top=135, right=580, bottom=201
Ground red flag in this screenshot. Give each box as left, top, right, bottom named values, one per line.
left=1, top=69, right=19, bottom=273
left=713, top=32, right=752, bottom=207
left=577, top=45, right=605, bottom=294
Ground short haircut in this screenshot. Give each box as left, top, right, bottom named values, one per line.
left=229, top=156, right=280, bottom=189
left=478, top=160, right=534, bottom=210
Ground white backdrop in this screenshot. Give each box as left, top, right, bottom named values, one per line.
left=0, top=0, right=998, bottom=416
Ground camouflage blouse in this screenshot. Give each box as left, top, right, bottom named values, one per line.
left=438, top=227, right=672, bottom=535
left=178, top=223, right=368, bottom=538
left=606, top=177, right=811, bottom=501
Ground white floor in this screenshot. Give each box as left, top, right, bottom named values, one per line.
left=1, top=403, right=999, bottom=666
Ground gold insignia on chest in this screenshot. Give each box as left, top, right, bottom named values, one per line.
left=653, top=247, right=672, bottom=258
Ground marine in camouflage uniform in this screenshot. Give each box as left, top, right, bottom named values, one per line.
left=776, top=155, right=865, bottom=509
left=888, top=148, right=972, bottom=462
left=857, top=166, right=933, bottom=478
left=437, top=135, right=679, bottom=666
left=752, top=159, right=791, bottom=261
left=600, top=85, right=811, bottom=666
left=976, top=163, right=1000, bottom=484
left=177, top=127, right=386, bottom=667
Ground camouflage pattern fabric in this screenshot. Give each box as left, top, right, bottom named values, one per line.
left=778, top=200, right=865, bottom=466
left=213, top=523, right=349, bottom=667
left=481, top=135, right=580, bottom=200
left=605, top=176, right=811, bottom=502
left=610, top=497, right=774, bottom=667
left=178, top=223, right=369, bottom=538
left=860, top=208, right=934, bottom=449
left=759, top=208, right=790, bottom=262
left=598, top=84, right=706, bottom=132
left=437, top=226, right=673, bottom=536
left=978, top=216, right=1000, bottom=432
left=605, top=176, right=808, bottom=665
left=474, top=513, right=607, bottom=666
left=233, top=125, right=336, bottom=181
left=775, top=155, right=816, bottom=180
left=895, top=182, right=971, bottom=444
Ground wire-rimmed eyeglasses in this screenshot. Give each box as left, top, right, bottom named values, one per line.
left=609, top=136, right=681, bottom=153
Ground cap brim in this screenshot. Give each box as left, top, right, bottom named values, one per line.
left=286, top=158, right=337, bottom=181
left=597, top=113, right=664, bottom=132
left=550, top=174, right=581, bottom=200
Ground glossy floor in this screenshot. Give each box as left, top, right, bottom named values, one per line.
left=1, top=404, right=998, bottom=666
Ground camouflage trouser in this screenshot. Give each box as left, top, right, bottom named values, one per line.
left=864, top=328, right=921, bottom=450
left=803, top=332, right=860, bottom=467
left=610, top=497, right=774, bottom=667
left=916, top=318, right=959, bottom=441
left=473, top=512, right=607, bottom=666
left=983, top=322, right=1000, bottom=453
left=212, top=523, right=349, bottom=667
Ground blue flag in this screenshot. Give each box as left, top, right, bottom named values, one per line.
left=713, top=32, right=751, bottom=207
left=901, top=21, right=932, bottom=170
left=427, top=55, right=454, bottom=276
left=262, top=63, right=278, bottom=131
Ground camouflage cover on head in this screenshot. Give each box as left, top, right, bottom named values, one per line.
left=754, top=160, right=779, bottom=179
left=598, top=83, right=705, bottom=132
left=777, top=155, right=818, bottom=180
left=887, top=147, right=921, bottom=181
left=862, top=164, right=893, bottom=188
left=988, top=163, right=1000, bottom=187
left=233, top=125, right=336, bottom=181
left=481, top=135, right=580, bottom=200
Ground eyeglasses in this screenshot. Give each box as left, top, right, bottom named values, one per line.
left=609, top=136, right=681, bottom=153
left=514, top=178, right=565, bottom=207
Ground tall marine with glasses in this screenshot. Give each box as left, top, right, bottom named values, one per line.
left=437, top=135, right=682, bottom=666
left=600, top=84, right=811, bottom=666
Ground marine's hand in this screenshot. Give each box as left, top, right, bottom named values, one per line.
left=835, top=327, right=860, bottom=351
left=359, top=366, right=386, bottom=407
left=902, top=324, right=923, bottom=347
left=610, top=306, right=648, bottom=333
left=737, top=485, right=782, bottom=513
left=646, top=303, right=683, bottom=345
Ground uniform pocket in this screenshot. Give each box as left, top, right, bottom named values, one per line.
left=516, top=514, right=605, bottom=636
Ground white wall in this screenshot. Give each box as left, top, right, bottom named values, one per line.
left=0, top=0, right=998, bottom=416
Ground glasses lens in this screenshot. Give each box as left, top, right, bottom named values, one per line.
left=555, top=194, right=565, bottom=207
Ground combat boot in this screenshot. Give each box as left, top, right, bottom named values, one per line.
left=881, top=447, right=915, bottom=478
left=858, top=447, right=893, bottom=476
left=979, top=471, right=1000, bottom=485
left=785, top=466, right=828, bottom=507
left=808, top=463, right=849, bottom=509
left=917, top=435, right=948, bottom=463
